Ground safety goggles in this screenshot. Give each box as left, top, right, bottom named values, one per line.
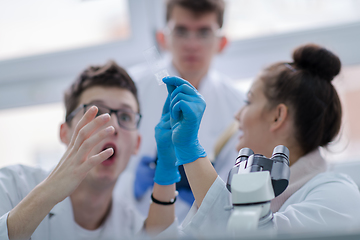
left=164, top=24, right=222, bottom=45
left=66, top=103, right=141, bottom=131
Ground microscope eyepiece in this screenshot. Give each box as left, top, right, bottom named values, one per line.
left=227, top=145, right=290, bottom=196
left=235, top=148, right=254, bottom=164
left=271, top=145, right=290, bottom=166
left=239, top=148, right=254, bottom=158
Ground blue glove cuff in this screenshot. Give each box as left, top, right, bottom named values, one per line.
left=154, top=165, right=181, bottom=185
left=175, top=145, right=207, bottom=166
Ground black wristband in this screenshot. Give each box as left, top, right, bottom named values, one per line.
left=151, top=193, right=177, bottom=205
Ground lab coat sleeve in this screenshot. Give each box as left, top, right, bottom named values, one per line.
left=0, top=212, right=10, bottom=240
left=0, top=165, right=46, bottom=240
left=137, top=218, right=179, bottom=239
left=0, top=167, right=23, bottom=240
left=273, top=173, right=360, bottom=233
left=180, top=172, right=360, bottom=238
left=154, top=218, right=179, bottom=239
left=179, top=176, right=231, bottom=238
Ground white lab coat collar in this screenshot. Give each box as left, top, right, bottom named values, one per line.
left=271, top=148, right=327, bottom=212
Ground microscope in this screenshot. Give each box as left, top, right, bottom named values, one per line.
left=226, top=145, right=290, bottom=234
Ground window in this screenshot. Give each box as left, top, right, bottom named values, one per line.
left=322, top=64, right=360, bottom=163
left=224, top=0, right=360, bottom=41
left=0, top=0, right=130, bottom=60
left=0, top=103, right=65, bottom=169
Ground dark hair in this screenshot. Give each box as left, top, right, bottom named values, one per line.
left=64, top=60, right=140, bottom=124
left=166, top=0, right=225, bottom=28
left=260, top=43, right=342, bottom=154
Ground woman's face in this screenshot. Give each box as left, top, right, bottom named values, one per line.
left=235, top=78, right=274, bottom=157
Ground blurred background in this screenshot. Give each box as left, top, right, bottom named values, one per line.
left=0, top=0, right=360, bottom=173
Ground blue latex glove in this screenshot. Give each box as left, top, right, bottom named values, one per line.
left=153, top=95, right=181, bottom=185
left=163, top=76, right=207, bottom=166
left=134, top=155, right=156, bottom=200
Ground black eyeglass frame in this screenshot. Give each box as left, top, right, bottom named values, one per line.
left=65, top=104, right=142, bottom=130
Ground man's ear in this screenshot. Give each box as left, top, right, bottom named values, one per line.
left=133, top=134, right=142, bottom=155
left=156, top=31, right=167, bottom=51
left=217, top=36, right=228, bottom=54
left=270, top=103, right=288, bottom=132
left=60, top=123, right=71, bottom=145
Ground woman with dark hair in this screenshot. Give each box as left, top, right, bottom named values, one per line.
left=157, top=43, right=360, bottom=237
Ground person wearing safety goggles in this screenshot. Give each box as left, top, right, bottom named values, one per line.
left=0, top=61, right=177, bottom=240
left=125, top=0, right=246, bottom=223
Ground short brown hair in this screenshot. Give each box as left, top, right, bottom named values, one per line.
left=64, top=60, right=140, bottom=123
left=260, top=44, right=342, bottom=154
left=166, top=0, right=225, bottom=28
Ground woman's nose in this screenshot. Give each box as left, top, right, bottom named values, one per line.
left=234, top=108, right=242, bottom=121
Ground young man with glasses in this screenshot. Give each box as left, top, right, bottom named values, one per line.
left=122, top=0, right=245, bottom=222
left=0, top=61, right=177, bottom=239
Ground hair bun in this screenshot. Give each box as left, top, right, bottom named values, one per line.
left=292, top=43, right=341, bottom=82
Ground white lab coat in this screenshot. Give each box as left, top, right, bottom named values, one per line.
left=0, top=164, right=176, bottom=240
left=115, top=60, right=245, bottom=222
left=179, top=149, right=360, bottom=238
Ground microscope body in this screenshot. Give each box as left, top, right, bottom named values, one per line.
left=226, top=145, right=290, bottom=234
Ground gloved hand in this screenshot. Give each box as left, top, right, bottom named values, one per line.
left=134, top=155, right=156, bottom=200
left=153, top=95, right=181, bottom=185
left=162, top=76, right=207, bottom=166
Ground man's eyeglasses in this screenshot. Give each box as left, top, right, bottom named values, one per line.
left=165, top=25, right=222, bottom=45
left=66, top=104, right=141, bottom=131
